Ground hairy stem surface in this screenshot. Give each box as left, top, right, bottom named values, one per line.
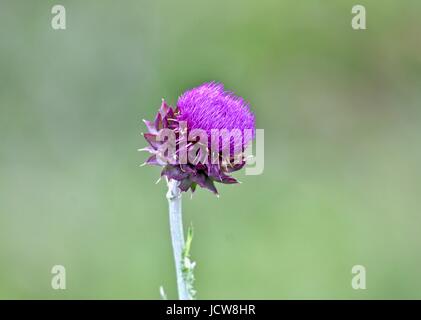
left=166, top=179, right=191, bottom=300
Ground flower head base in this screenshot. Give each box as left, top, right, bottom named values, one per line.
left=141, top=82, right=255, bottom=195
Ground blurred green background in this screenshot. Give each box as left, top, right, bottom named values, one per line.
left=1, top=0, right=421, bottom=299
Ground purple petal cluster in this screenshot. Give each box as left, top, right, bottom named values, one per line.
left=177, top=82, right=255, bottom=148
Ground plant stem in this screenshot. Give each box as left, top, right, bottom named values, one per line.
left=166, top=179, right=191, bottom=300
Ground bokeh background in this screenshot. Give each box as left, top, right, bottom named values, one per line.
left=1, top=0, right=421, bottom=299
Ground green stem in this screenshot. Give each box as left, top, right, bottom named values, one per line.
left=166, top=179, right=191, bottom=300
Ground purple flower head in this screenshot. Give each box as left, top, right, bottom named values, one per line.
left=141, top=82, right=255, bottom=195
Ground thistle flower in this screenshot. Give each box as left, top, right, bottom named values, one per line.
left=141, top=82, right=255, bottom=195
left=142, top=82, right=256, bottom=299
